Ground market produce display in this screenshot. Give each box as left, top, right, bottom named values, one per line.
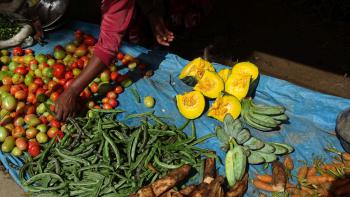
left=176, top=58, right=289, bottom=131
left=19, top=110, right=215, bottom=196
left=0, top=30, right=152, bottom=157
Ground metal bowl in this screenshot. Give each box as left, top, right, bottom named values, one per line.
left=35, top=0, right=69, bottom=29
left=336, top=108, right=350, bottom=153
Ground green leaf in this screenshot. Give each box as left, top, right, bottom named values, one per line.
left=215, top=126, right=229, bottom=145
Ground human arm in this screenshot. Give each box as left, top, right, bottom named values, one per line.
left=54, top=0, right=135, bottom=121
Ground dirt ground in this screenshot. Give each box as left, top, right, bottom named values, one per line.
left=1, top=0, right=350, bottom=196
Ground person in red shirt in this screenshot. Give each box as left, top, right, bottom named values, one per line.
left=54, top=0, right=174, bottom=121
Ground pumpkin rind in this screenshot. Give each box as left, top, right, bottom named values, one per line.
left=193, top=70, right=224, bottom=99
left=208, top=95, right=241, bottom=122
left=176, top=91, right=205, bottom=119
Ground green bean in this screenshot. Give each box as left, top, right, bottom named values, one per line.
left=55, top=148, right=90, bottom=166
left=92, top=177, right=104, bottom=197
left=131, top=88, right=141, bottom=103
left=130, top=149, right=149, bottom=170
left=102, top=141, right=110, bottom=164
left=124, top=111, right=154, bottom=120
left=178, top=119, right=191, bottom=131
left=78, top=164, right=114, bottom=172
left=131, top=130, right=141, bottom=162
left=154, top=156, right=184, bottom=169
left=90, top=108, right=124, bottom=113
left=103, top=131, right=121, bottom=166
left=24, top=172, right=63, bottom=186
left=188, top=133, right=215, bottom=146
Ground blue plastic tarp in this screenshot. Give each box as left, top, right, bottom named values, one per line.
left=1, top=21, right=350, bottom=196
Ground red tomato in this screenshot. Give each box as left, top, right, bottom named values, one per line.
left=64, top=79, right=74, bottom=90
left=18, top=84, right=27, bottom=91
left=64, top=71, right=74, bottom=80
left=47, top=80, right=59, bottom=91
left=116, top=52, right=124, bottom=60
left=12, top=126, right=25, bottom=138
left=110, top=71, right=119, bottom=81
left=13, top=47, right=23, bottom=56
left=16, top=138, right=28, bottom=150
left=47, top=127, right=58, bottom=139
left=76, top=59, right=84, bottom=69
left=71, top=62, right=78, bottom=69
left=15, top=66, right=28, bottom=75
left=10, top=85, right=21, bottom=95
left=53, top=63, right=66, bottom=79
left=24, top=105, right=35, bottom=114
left=39, top=116, right=48, bottom=125
left=28, top=83, right=39, bottom=93
left=108, top=99, right=118, bottom=108
left=28, top=145, right=41, bottom=157
left=80, top=88, right=91, bottom=98
left=121, top=58, right=129, bottom=65
left=24, top=48, right=33, bottom=55
left=36, top=88, right=46, bottom=97
left=58, top=78, right=67, bottom=86
left=54, top=130, right=64, bottom=142
left=114, top=86, right=123, bottom=94
left=51, top=120, right=61, bottom=128
left=90, top=83, right=98, bottom=93
left=107, top=91, right=117, bottom=99
left=28, top=140, right=39, bottom=148
left=2, top=76, right=13, bottom=85
left=34, top=78, right=44, bottom=86
left=10, top=112, right=19, bottom=119
left=103, top=103, right=112, bottom=109
left=84, top=35, right=96, bottom=46
left=54, top=45, right=64, bottom=51
left=94, top=105, right=101, bottom=109
left=50, top=92, right=60, bottom=102
left=102, top=97, right=109, bottom=104
left=14, top=90, right=27, bottom=100
left=49, top=104, right=55, bottom=112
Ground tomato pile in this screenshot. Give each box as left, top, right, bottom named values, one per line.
left=0, top=30, right=149, bottom=157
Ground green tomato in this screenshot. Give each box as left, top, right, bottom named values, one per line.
left=1, top=136, right=15, bottom=152
left=65, top=43, right=77, bottom=53
left=34, top=69, right=42, bottom=77
left=43, top=67, right=53, bottom=78
left=30, top=63, right=38, bottom=70
left=12, top=73, right=24, bottom=84
left=93, top=77, right=101, bottom=83
left=8, top=61, right=18, bottom=71
left=144, top=96, right=155, bottom=108
left=24, top=74, right=34, bottom=86
left=100, top=72, right=110, bottom=82
left=73, top=68, right=81, bottom=77
left=0, top=56, right=11, bottom=64
left=47, top=59, right=55, bottom=66
left=63, top=54, right=72, bottom=64
left=1, top=92, right=11, bottom=100
left=1, top=49, right=9, bottom=56
left=110, top=65, right=117, bottom=72
left=11, top=147, right=22, bottom=156
left=35, top=54, right=47, bottom=64
left=2, top=95, right=17, bottom=111
left=128, top=62, right=137, bottom=71
left=23, top=54, right=34, bottom=64
left=36, top=132, right=48, bottom=144
left=0, top=126, right=9, bottom=142
left=36, top=124, right=48, bottom=133
left=36, top=103, right=47, bottom=114
left=54, top=50, right=66, bottom=60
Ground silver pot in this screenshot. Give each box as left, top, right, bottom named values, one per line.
left=336, top=108, right=350, bottom=153
left=35, top=0, right=69, bottom=31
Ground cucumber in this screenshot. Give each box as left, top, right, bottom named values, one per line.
left=225, top=148, right=237, bottom=187
left=232, top=145, right=247, bottom=181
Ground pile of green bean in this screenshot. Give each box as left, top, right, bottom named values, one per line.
left=19, top=110, right=215, bottom=196
left=0, top=15, right=21, bottom=40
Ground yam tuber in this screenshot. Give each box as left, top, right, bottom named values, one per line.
left=226, top=172, right=248, bottom=197
left=272, top=161, right=287, bottom=192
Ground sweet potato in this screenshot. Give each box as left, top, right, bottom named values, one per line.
left=151, top=164, right=192, bottom=196
left=179, top=185, right=196, bottom=195
left=272, top=161, right=287, bottom=192
left=307, top=175, right=335, bottom=185
left=252, top=179, right=282, bottom=192
left=226, top=172, right=248, bottom=197
left=189, top=183, right=209, bottom=197
left=341, top=152, right=350, bottom=161
left=133, top=186, right=155, bottom=197
left=203, top=151, right=216, bottom=180
left=306, top=166, right=317, bottom=177
left=255, top=174, right=272, bottom=183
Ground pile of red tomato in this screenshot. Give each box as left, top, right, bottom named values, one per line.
left=0, top=30, right=148, bottom=157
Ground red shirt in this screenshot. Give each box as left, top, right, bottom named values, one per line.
left=94, top=0, right=135, bottom=66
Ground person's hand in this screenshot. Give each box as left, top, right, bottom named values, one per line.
left=148, top=14, right=174, bottom=46
left=54, top=88, right=80, bottom=121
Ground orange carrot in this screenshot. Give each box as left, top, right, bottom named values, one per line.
left=342, top=152, right=350, bottom=161
left=306, top=167, right=317, bottom=177
left=300, top=186, right=315, bottom=196
left=255, top=174, right=272, bottom=183
left=283, top=155, right=294, bottom=171
left=321, top=163, right=345, bottom=170
left=297, top=165, right=308, bottom=183
left=252, top=179, right=283, bottom=192
left=307, top=175, right=335, bottom=185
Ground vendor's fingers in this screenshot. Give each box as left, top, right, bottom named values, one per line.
left=55, top=108, right=63, bottom=121
left=156, top=35, right=170, bottom=46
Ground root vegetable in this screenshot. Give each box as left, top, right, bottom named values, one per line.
left=307, top=175, right=335, bottom=185
left=179, top=185, right=196, bottom=195
left=252, top=179, right=282, bottom=192
left=306, top=167, right=317, bottom=177
left=283, top=155, right=294, bottom=171
left=272, top=161, right=286, bottom=192
left=203, top=151, right=216, bottom=183
left=255, top=174, right=272, bottom=183
left=160, top=189, right=184, bottom=197
left=207, top=176, right=225, bottom=197
left=226, top=172, right=248, bottom=197
left=297, top=165, right=308, bottom=183
left=135, top=186, right=155, bottom=197
left=189, top=183, right=209, bottom=197
left=341, top=152, right=350, bottom=161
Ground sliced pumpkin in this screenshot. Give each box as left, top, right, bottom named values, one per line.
left=218, top=69, right=231, bottom=82
left=179, top=57, right=215, bottom=86
left=194, top=70, right=224, bottom=99
left=208, top=95, right=241, bottom=122
left=231, top=62, right=259, bottom=81
left=225, top=73, right=251, bottom=100
left=176, top=91, right=205, bottom=119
